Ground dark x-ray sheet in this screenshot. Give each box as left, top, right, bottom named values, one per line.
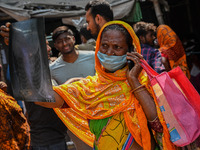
left=9, top=18, right=55, bottom=102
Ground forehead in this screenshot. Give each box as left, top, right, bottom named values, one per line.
left=55, top=32, right=73, bottom=40
left=101, top=30, right=127, bottom=43
left=86, top=9, right=93, bottom=20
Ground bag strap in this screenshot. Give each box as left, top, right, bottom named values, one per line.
left=140, top=59, right=159, bottom=79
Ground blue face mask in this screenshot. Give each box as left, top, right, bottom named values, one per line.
left=97, top=51, right=127, bottom=72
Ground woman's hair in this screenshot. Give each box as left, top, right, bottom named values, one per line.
left=101, top=24, right=133, bottom=48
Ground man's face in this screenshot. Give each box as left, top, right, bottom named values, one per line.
left=143, top=31, right=156, bottom=46
left=86, top=9, right=101, bottom=38
left=54, top=32, right=75, bottom=54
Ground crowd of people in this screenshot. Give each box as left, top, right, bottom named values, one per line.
left=0, top=0, right=200, bottom=150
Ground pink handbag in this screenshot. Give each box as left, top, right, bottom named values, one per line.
left=140, top=59, right=200, bottom=147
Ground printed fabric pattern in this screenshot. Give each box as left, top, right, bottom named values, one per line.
left=157, top=25, right=190, bottom=78
left=0, top=89, right=30, bottom=150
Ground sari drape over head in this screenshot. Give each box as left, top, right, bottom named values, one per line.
left=53, top=21, right=175, bottom=150
left=157, top=25, right=190, bottom=78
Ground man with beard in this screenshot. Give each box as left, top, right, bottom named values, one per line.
left=49, top=26, right=95, bottom=150
left=133, top=21, right=165, bottom=73
left=85, top=0, right=113, bottom=38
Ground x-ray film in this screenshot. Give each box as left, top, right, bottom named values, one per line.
left=9, top=18, right=55, bottom=102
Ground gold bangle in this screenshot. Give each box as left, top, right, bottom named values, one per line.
left=131, top=84, right=145, bottom=93
left=134, top=87, right=146, bottom=94
left=148, top=116, right=158, bottom=123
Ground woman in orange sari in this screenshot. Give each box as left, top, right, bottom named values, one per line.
left=157, top=25, right=190, bottom=78
left=36, top=21, right=175, bottom=150
left=0, top=89, right=30, bottom=150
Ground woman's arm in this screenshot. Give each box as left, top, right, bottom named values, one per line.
left=127, top=52, right=159, bottom=149
left=126, top=52, right=157, bottom=121
left=35, top=77, right=83, bottom=108
left=35, top=91, right=68, bottom=108
left=63, top=77, right=84, bottom=84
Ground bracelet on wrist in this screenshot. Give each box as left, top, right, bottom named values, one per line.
left=131, top=84, right=145, bottom=93
left=134, top=87, right=146, bottom=94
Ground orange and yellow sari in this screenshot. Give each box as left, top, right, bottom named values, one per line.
left=0, top=89, right=30, bottom=150
left=157, top=25, right=190, bottom=78
left=54, top=21, right=175, bottom=150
